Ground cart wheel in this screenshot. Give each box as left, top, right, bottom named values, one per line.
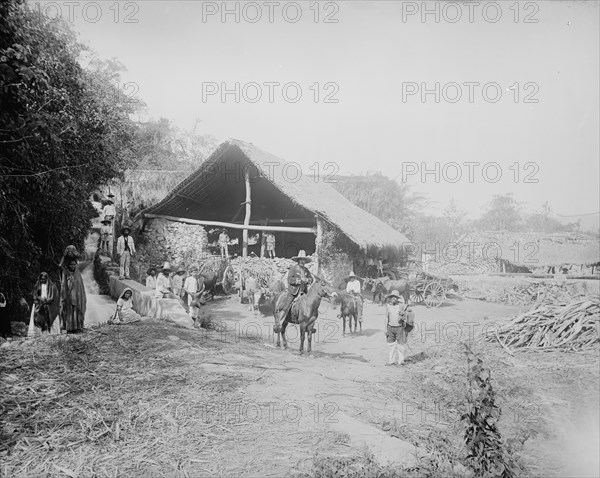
left=410, top=288, right=425, bottom=304
left=222, top=265, right=236, bottom=295
left=424, top=282, right=445, bottom=308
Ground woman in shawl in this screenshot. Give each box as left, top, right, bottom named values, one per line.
left=110, top=288, right=141, bottom=324
left=32, top=272, right=60, bottom=334
left=60, top=256, right=87, bottom=334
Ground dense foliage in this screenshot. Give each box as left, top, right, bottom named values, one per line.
left=0, top=0, right=139, bottom=318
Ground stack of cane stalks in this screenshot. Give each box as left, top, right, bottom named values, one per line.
left=492, top=297, right=600, bottom=351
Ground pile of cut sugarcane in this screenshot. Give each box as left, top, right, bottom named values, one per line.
left=491, top=296, right=600, bottom=351
left=232, top=256, right=295, bottom=289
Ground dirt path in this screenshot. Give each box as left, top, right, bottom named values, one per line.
left=2, top=290, right=597, bottom=477
left=193, top=294, right=599, bottom=477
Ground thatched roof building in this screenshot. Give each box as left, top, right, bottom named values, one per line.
left=458, top=231, right=600, bottom=270
left=137, top=139, right=409, bottom=279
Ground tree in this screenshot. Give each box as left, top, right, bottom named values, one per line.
left=525, top=202, right=574, bottom=233
left=443, top=198, right=466, bottom=241
left=0, top=0, right=139, bottom=319
left=330, top=172, right=425, bottom=236
left=476, top=194, right=523, bottom=232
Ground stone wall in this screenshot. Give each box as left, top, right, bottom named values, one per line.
left=137, top=218, right=209, bottom=275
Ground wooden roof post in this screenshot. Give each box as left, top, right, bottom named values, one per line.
left=242, top=165, right=251, bottom=258
left=315, top=214, right=323, bottom=275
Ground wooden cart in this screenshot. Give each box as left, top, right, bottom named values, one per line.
left=409, top=271, right=455, bottom=308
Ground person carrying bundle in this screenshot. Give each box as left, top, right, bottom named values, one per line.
left=384, top=290, right=414, bottom=366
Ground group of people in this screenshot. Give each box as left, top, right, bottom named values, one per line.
left=217, top=228, right=277, bottom=259
left=99, top=194, right=116, bottom=256
left=145, top=262, right=205, bottom=320
left=27, top=245, right=87, bottom=337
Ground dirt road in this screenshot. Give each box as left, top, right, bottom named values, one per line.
left=2, top=293, right=598, bottom=477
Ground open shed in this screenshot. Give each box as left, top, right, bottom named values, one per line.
left=137, top=139, right=410, bottom=284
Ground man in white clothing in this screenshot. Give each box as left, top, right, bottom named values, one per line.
left=345, top=271, right=363, bottom=324
left=155, top=262, right=178, bottom=299
left=116, top=226, right=135, bottom=280
left=183, top=267, right=201, bottom=318
left=103, top=198, right=116, bottom=222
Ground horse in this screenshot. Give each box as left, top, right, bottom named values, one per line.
left=331, top=291, right=363, bottom=335
left=273, top=278, right=332, bottom=355
left=372, top=277, right=410, bottom=305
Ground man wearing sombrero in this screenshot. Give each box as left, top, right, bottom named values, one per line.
left=345, top=271, right=364, bottom=324
left=155, top=262, right=176, bottom=299
left=277, top=250, right=314, bottom=322
left=102, top=195, right=116, bottom=223
left=116, top=224, right=136, bottom=280
left=384, top=290, right=414, bottom=366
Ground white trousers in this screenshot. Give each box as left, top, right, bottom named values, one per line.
left=387, top=342, right=406, bottom=365
left=120, top=251, right=131, bottom=278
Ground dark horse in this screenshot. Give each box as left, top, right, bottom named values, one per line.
left=273, top=278, right=332, bottom=355
left=332, top=291, right=363, bottom=335
left=371, top=277, right=410, bottom=305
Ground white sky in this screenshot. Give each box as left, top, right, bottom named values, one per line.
left=32, top=1, right=600, bottom=230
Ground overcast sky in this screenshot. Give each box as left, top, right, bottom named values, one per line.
left=33, top=1, right=600, bottom=230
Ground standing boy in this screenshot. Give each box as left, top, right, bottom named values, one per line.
left=266, top=233, right=276, bottom=259
left=384, top=290, right=414, bottom=366
left=219, top=229, right=230, bottom=258
left=100, top=219, right=112, bottom=255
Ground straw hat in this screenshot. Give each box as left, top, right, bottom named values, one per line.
left=291, top=250, right=312, bottom=263
left=161, top=262, right=172, bottom=272
left=347, top=271, right=358, bottom=280
left=386, top=290, right=401, bottom=300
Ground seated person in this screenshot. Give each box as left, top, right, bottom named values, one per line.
left=110, top=288, right=142, bottom=324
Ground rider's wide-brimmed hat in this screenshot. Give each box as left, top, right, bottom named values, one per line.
left=386, top=290, right=402, bottom=300
left=101, top=219, right=111, bottom=225
left=161, top=262, right=172, bottom=272
left=291, top=250, right=312, bottom=263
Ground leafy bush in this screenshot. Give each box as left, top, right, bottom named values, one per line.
left=1, top=0, right=139, bottom=314
left=461, top=344, right=519, bottom=478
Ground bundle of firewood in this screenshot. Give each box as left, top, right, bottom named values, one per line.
left=491, top=297, right=600, bottom=351
left=232, top=257, right=294, bottom=289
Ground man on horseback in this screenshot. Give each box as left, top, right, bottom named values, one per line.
left=277, top=250, right=314, bottom=325
left=345, top=271, right=363, bottom=324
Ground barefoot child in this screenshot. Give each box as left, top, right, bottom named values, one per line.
left=384, top=290, right=414, bottom=366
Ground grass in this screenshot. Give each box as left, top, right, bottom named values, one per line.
left=0, top=321, right=250, bottom=477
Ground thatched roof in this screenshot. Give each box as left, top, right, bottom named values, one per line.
left=141, top=139, right=409, bottom=251
left=458, top=231, right=600, bottom=266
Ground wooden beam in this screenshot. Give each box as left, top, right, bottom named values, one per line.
left=315, top=215, right=323, bottom=275
left=144, top=213, right=316, bottom=233
left=243, top=168, right=251, bottom=257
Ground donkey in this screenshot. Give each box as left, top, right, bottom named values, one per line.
left=331, top=291, right=363, bottom=335
left=273, top=278, right=332, bottom=355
